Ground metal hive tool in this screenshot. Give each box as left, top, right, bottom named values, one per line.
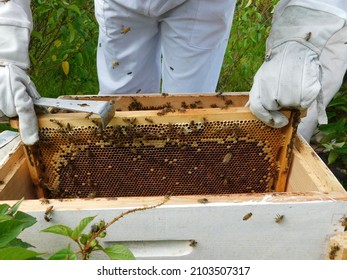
left=18, top=94, right=301, bottom=199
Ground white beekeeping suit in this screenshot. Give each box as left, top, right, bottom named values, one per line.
left=1, top=0, right=347, bottom=144
left=94, top=0, right=237, bottom=94
left=248, top=0, right=347, bottom=142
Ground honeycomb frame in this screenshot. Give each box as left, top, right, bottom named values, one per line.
left=19, top=93, right=301, bottom=199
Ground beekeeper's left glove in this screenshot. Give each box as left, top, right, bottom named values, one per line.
left=0, top=0, right=40, bottom=145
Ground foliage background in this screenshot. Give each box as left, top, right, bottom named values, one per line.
left=0, top=0, right=346, bottom=186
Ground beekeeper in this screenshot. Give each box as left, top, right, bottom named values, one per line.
left=0, top=0, right=346, bottom=145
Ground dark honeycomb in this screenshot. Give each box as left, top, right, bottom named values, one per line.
left=36, top=118, right=287, bottom=198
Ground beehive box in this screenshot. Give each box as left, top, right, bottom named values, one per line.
left=0, top=93, right=346, bottom=260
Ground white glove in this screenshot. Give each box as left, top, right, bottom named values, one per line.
left=248, top=2, right=347, bottom=128
left=0, top=0, right=39, bottom=145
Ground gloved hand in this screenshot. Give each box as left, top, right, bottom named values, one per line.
left=0, top=0, right=39, bottom=145
left=248, top=2, right=347, bottom=129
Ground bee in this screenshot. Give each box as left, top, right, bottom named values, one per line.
left=44, top=205, right=54, bottom=222
left=66, top=122, right=72, bottom=131
left=220, top=105, right=229, bottom=110
left=120, top=25, right=131, bottom=34
left=112, top=61, right=120, bottom=69
left=84, top=112, right=93, bottom=119
left=50, top=119, right=63, bottom=128
left=178, top=107, right=186, bottom=113
left=216, top=91, right=223, bottom=96
left=340, top=216, right=347, bottom=227
left=181, top=101, right=188, bottom=109
left=223, top=178, right=229, bottom=185
left=162, top=92, right=169, bottom=97
left=87, top=191, right=97, bottom=198
left=266, top=178, right=274, bottom=192
left=210, top=103, right=218, bottom=108
left=123, top=117, right=137, bottom=124
left=127, top=72, right=133, bottom=75
left=265, top=48, right=272, bottom=61
left=40, top=198, right=50, bottom=205
left=274, top=214, right=284, bottom=223
left=329, top=245, right=340, bottom=260
left=197, top=198, right=209, bottom=204
left=243, top=212, right=252, bottom=221
left=157, top=110, right=166, bottom=116
left=136, top=89, right=142, bottom=93
left=169, top=66, right=174, bottom=71
left=189, top=240, right=198, bottom=247
left=223, top=153, right=232, bottom=164
left=225, top=99, right=233, bottom=106
left=145, top=117, right=154, bottom=123
left=85, top=149, right=92, bottom=157
left=304, top=31, right=312, bottom=41
left=194, top=100, right=202, bottom=105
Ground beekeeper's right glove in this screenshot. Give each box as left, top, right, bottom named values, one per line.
left=248, top=1, right=347, bottom=129
left=0, top=0, right=40, bottom=145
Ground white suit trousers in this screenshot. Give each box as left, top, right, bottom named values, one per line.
left=94, top=0, right=236, bottom=94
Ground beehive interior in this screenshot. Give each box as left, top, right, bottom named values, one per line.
left=22, top=94, right=299, bottom=199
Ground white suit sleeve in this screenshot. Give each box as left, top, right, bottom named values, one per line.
left=0, top=0, right=40, bottom=145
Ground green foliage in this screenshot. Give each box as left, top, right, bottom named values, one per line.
left=42, top=216, right=135, bottom=260
left=218, top=0, right=279, bottom=92
left=0, top=198, right=42, bottom=260
left=0, top=199, right=135, bottom=260
left=29, top=0, right=99, bottom=97
left=318, top=86, right=347, bottom=187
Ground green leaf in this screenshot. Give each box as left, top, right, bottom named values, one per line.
left=31, top=30, right=43, bottom=41
left=0, top=204, right=10, bottom=215
left=56, top=7, right=65, bottom=20
left=68, top=4, right=81, bottom=15
left=76, top=52, right=83, bottom=66
left=9, top=198, right=24, bottom=215
left=68, top=22, right=76, bottom=43
left=0, top=220, right=24, bottom=248
left=71, top=216, right=96, bottom=241
left=0, top=247, right=40, bottom=260
left=7, top=238, right=35, bottom=249
left=333, top=142, right=346, bottom=149
left=41, top=224, right=73, bottom=238
left=328, top=150, right=339, bottom=165
left=0, top=214, right=13, bottom=223
left=245, top=0, right=252, bottom=8
left=335, top=147, right=347, bottom=154
left=328, top=97, right=347, bottom=107
left=103, top=244, right=135, bottom=260
left=48, top=248, right=77, bottom=260
left=14, top=211, right=37, bottom=229
left=62, top=61, right=70, bottom=76
left=54, top=39, right=62, bottom=48
left=321, top=143, right=333, bottom=151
